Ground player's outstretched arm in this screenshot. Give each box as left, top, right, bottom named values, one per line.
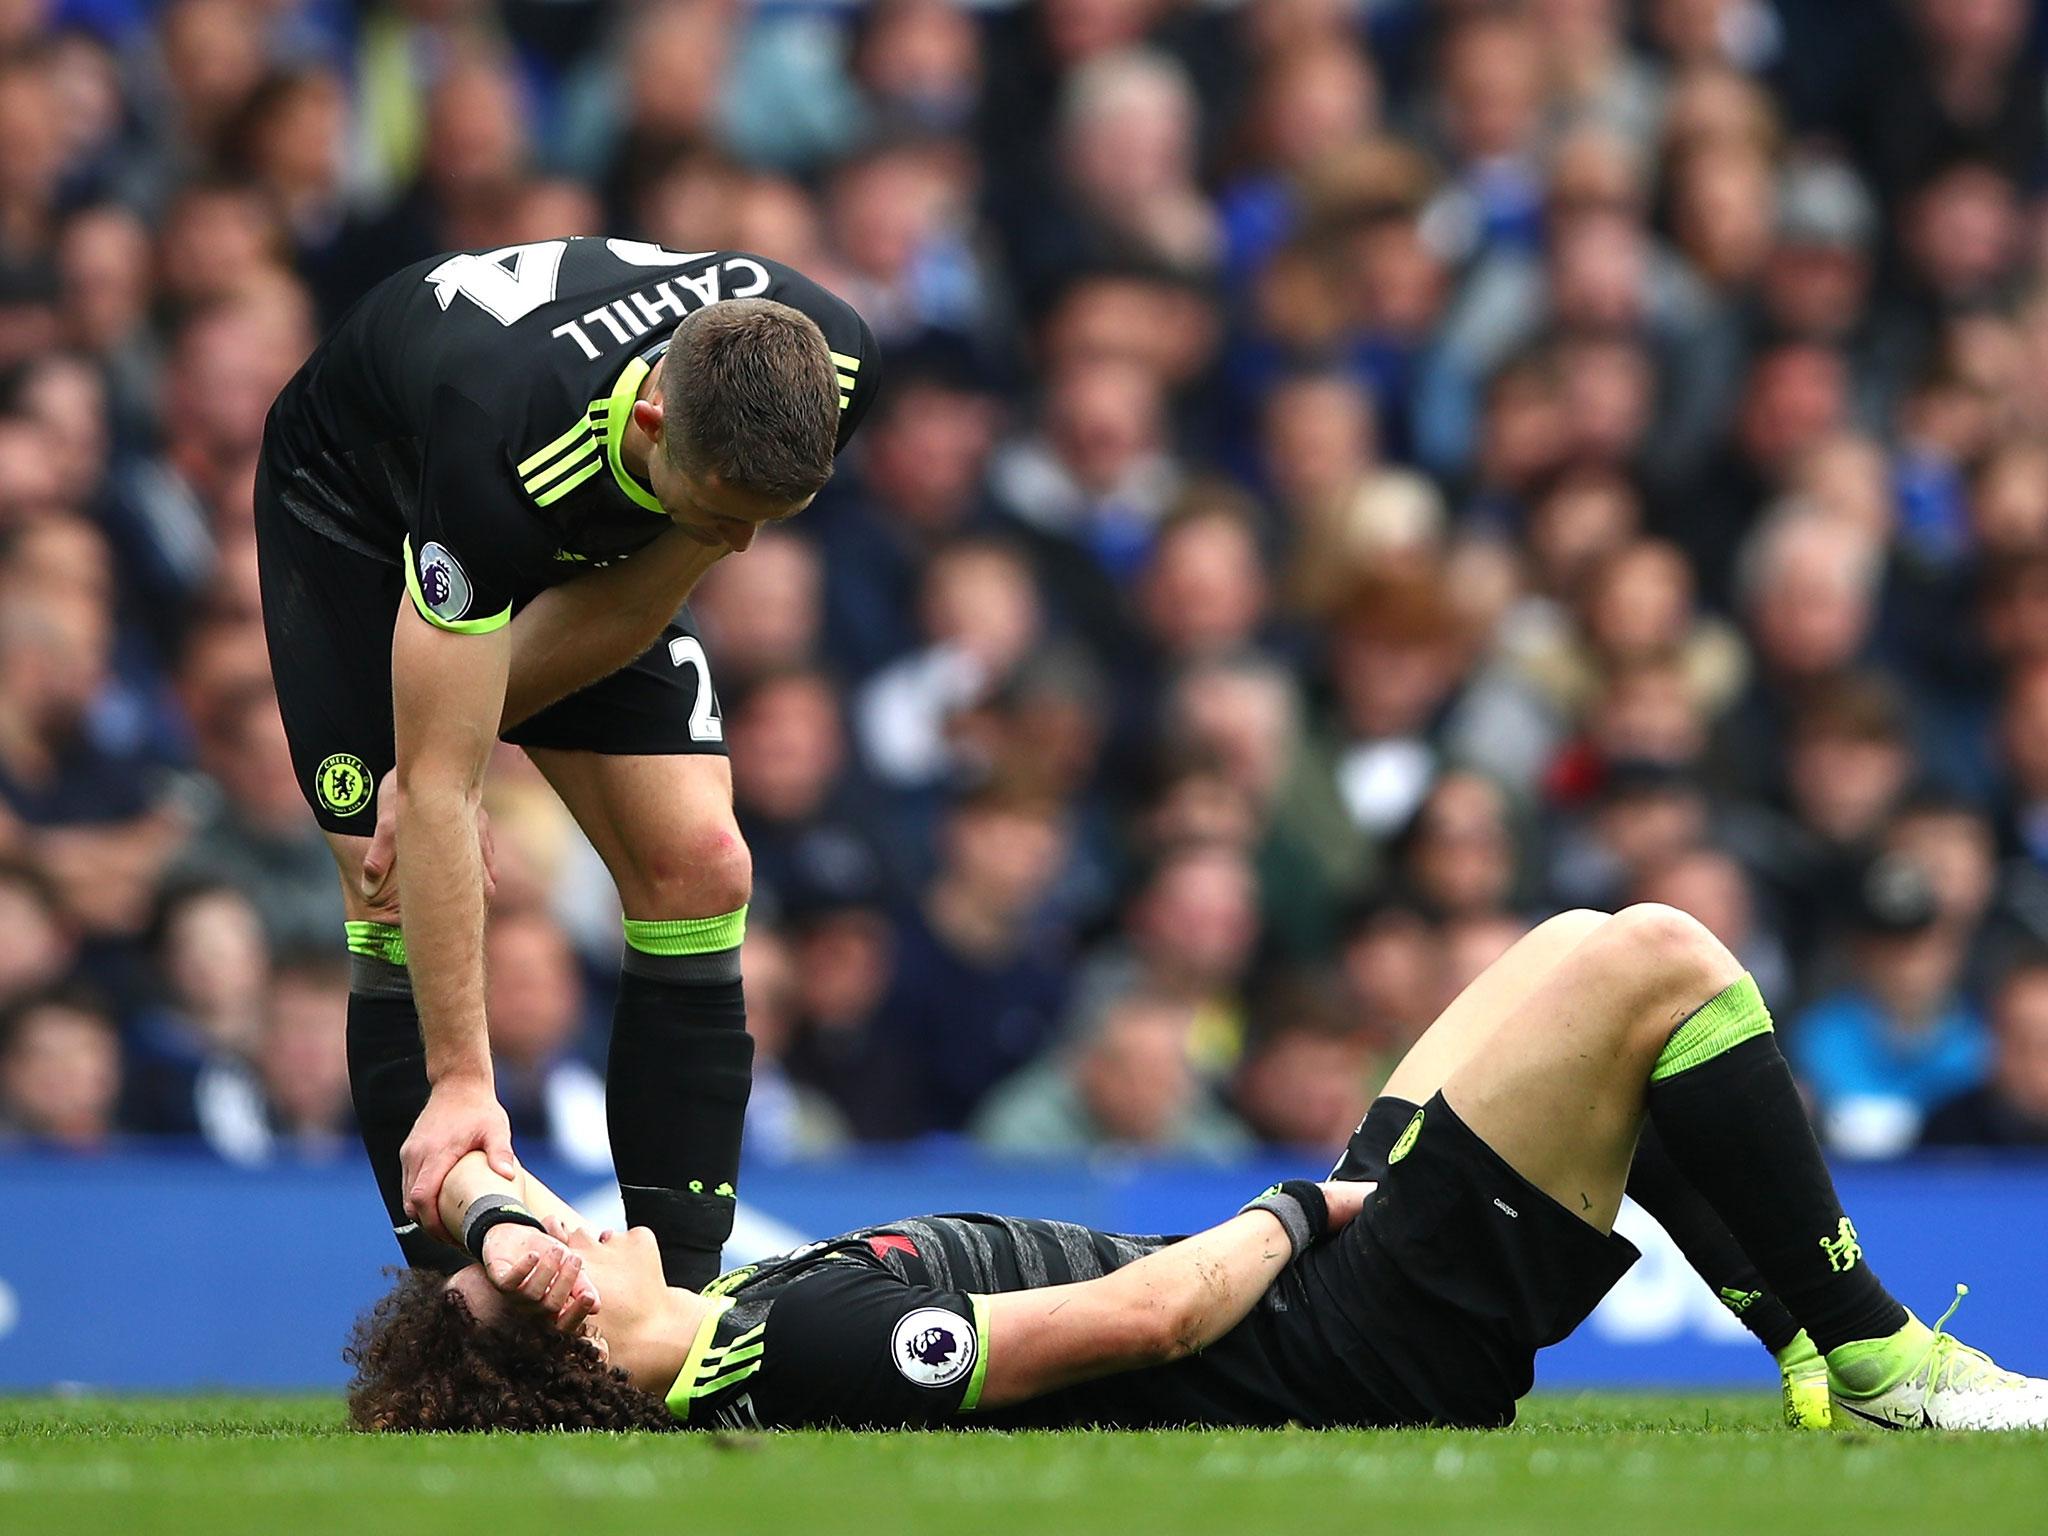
left=391, top=602, right=517, bottom=1239
left=976, top=1182, right=1370, bottom=1411
left=500, top=527, right=730, bottom=730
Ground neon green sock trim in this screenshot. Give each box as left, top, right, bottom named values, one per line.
left=344, top=920, right=406, bottom=967
left=1775, top=1329, right=1820, bottom=1371
left=1650, top=974, right=1772, bottom=1082
left=1827, top=1315, right=1931, bottom=1396
left=623, top=907, right=747, bottom=956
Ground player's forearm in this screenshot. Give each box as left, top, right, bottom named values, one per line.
left=436, top=1150, right=523, bottom=1239
left=982, top=1210, right=1296, bottom=1409
left=436, top=1152, right=590, bottom=1241
left=500, top=530, right=727, bottom=729
left=1110, top=1211, right=1295, bottom=1363
left=394, top=779, right=494, bottom=1084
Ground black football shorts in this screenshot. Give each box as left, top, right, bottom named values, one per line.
left=255, top=463, right=728, bottom=837
left=1288, top=1092, right=1641, bottom=1428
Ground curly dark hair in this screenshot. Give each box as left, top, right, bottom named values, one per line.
left=343, top=1270, right=680, bottom=1433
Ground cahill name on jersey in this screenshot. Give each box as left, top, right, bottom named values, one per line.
left=264, top=237, right=878, bottom=635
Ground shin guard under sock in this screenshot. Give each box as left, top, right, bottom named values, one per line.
left=610, top=910, right=754, bottom=1290
left=345, top=923, right=469, bottom=1274
left=1628, top=1118, right=1803, bottom=1356
left=1645, top=975, right=1908, bottom=1354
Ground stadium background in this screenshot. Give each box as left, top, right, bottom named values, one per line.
left=4, top=0, right=2048, bottom=1391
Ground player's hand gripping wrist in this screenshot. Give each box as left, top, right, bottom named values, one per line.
left=401, top=1079, right=516, bottom=1242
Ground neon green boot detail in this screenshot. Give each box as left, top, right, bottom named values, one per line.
left=1774, top=1330, right=1830, bottom=1428
left=1827, top=1286, right=2048, bottom=1431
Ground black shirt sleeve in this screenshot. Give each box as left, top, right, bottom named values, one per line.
left=403, top=385, right=557, bottom=633
left=751, top=1267, right=991, bottom=1429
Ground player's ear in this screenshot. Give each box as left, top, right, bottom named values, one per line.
left=631, top=397, right=664, bottom=442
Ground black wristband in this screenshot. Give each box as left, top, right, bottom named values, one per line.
left=462, top=1193, right=546, bottom=1262
left=1238, top=1179, right=1331, bottom=1259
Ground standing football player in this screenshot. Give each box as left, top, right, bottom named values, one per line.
left=256, top=237, right=877, bottom=1286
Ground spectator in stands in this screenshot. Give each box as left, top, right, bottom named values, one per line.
left=728, top=666, right=890, bottom=917
left=989, top=354, right=1181, bottom=643
left=856, top=538, right=1043, bottom=797
left=1756, top=674, right=1920, bottom=966
left=1315, top=568, right=1474, bottom=840
left=211, top=949, right=353, bottom=1163
left=326, top=52, right=532, bottom=310
left=0, top=585, right=185, bottom=939
left=1217, top=33, right=1379, bottom=285
left=1231, top=980, right=1374, bottom=1155
left=1389, top=770, right=1524, bottom=922
left=1041, top=47, right=1219, bottom=285
left=690, top=528, right=825, bottom=691
left=1258, top=370, right=1379, bottom=597
left=125, top=879, right=270, bottom=1137
left=1074, top=840, right=1261, bottom=1077
left=1338, top=900, right=1443, bottom=1054
left=1132, top=488, right=1273, bottom=677
left=781, top=881, right=899, bottom=1139
left=0, top=987, right=122, bottom=1150
left=866, top=780, right=1074, bottom=1138
left=973, top=990, right=1252, bottom=1160
left=820, top=137, right=990, bottom=348
left=850, top=0, right=984, bottom=143
left=0, top=861, right=74, bottom=1014
left=813, top=359, right=1004, bottom=677
left=55, top=205, right=156, bottom=436
left=1922, top=953, right=2048, bottom=1150
left=1429, top=11, right=1551, bottom=256
left=1793, top=854, right=1990, bottom=1158
left=1885, top=793, right=2000, bottom=990
left=483, top=909, right=608, bottom=1173
left=739, top=922, right=851, bottom=1161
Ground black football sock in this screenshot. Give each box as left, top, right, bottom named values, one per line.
left=1627, top=1118, right=1803, bottom=1357
left=345, top=923, right=469, bottom=1274
left=1331, top=1094, right=1423, bottom=1181
left=1645, top=975, right=1908, bottom=1355
left=610, top=911, right=754, bottom=1290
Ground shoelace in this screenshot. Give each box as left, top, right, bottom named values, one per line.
left=1919, top=1285, right=2028, bottom=1393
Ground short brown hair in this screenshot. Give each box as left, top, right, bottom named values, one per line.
left=660, top=298, right=840, bottom=504
left=344, top=1270, right=677, bottom=1433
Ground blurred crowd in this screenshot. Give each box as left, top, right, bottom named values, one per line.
left=6, top=0, right=2048, bottom=1171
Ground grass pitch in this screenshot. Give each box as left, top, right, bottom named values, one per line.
left=4, top=1394, right=2044, bottom=1536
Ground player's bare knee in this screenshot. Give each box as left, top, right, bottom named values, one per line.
left=1606, top=903, right=1739, bottom=1011
left=1532, top=908, right=1611, bottom=949
left=622, top=821, right=753, bottom=918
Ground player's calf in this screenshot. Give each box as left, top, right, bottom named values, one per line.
left=606, top=835, right=756, bottom=1290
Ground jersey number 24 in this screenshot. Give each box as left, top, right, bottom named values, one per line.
left=425, top=239, right=704, bottom=326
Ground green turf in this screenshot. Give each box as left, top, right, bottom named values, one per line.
left=4, top=1394, right=2045, bottom=1536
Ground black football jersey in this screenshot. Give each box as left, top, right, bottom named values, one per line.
left=262, top=238, right=878, bottom=634
left=667, top=1213, right=1344, bottom=1432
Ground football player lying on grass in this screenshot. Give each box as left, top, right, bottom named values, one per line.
left=347, top=905, right=2048, bottom=1433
